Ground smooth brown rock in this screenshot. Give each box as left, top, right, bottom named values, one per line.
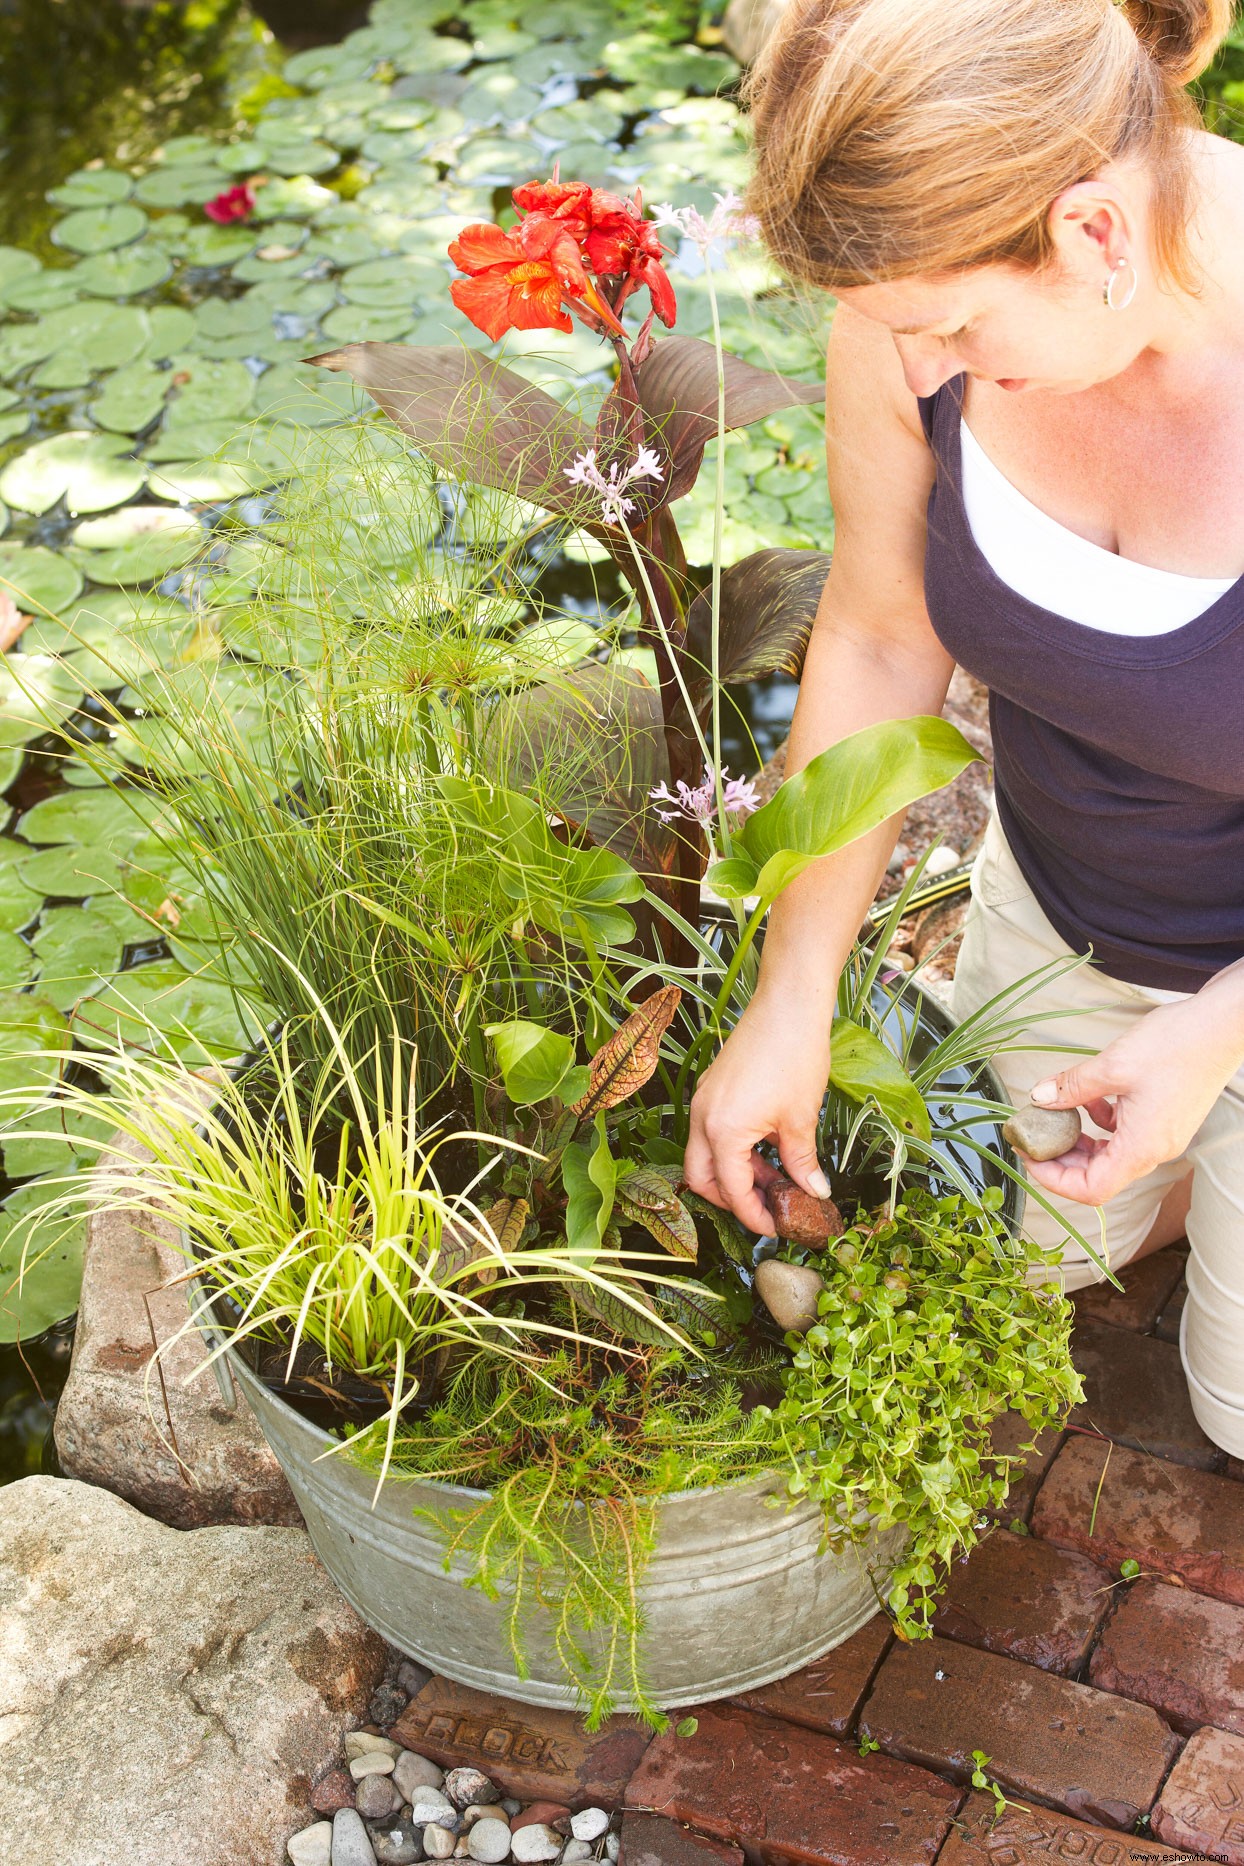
left=754, top=1257, right=825, bottom=1333
left=53, top=1127, right=299, bottom=1529
left=1070, top=1319, right=1221, bottom=1470
left=1152, top=1724, right=1244, bottom=1864
left=1002, top=1103, right=1082, bottom=1163
left=0, top=1476, right=385, bottom=1866
left=931, top=1529, right=1113, bottom=1673
left=859, top=1635, right=1178, bottom=1829
left=983, top=1411, right=1065, bottom=1525
left=765, top=1178, right=844, bottom=1244
left=619, top=1812, right=744, bottom=1865
left=1089, top=1578, right=1244, bottom=1735
left=624, top=1702, right=961, bottom=1864
left=1033, top=1436, right=1244, bottom=1605
left=309, top=1769, right=356, bottom=1816
left=390, top=1678, right=650, bottom=1811
left=938, top=1789, right=1190, bottom=1863
left=730, top=1613, right=892, bottom=1737
left=510, top=1802, right=571, bottom=1833
left=1071, top=1245, right=1187, bottom=1334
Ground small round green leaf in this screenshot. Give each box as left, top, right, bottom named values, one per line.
left=0, top=544, right=85, bottom=617
left=0, top=431, right=146, bottom=517
left=0, top=1174, right=86, bottom=1344
left=48, top=168, right=134, bottom=208
left=71, top=246, right=173, bottom=298
left=50, top=203, right=148, bottom=256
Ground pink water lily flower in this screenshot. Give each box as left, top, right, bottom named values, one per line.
left=204, top=181, right=258, bottom=225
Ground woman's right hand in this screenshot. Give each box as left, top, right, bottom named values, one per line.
left=684, top=987, right=835, bottom=1234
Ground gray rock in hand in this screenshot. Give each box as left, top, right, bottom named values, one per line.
left=1002, top=1100, right=1083, bottom=1162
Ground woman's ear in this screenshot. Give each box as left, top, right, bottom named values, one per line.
left=1047, top=175, right=1135, bottom=282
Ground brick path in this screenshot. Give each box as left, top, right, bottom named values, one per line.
left=356, top=1244, right=1244, bottom=1865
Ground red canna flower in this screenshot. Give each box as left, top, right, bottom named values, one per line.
left=581, top=193, right=677, bottom=328
left=204, top=181, right=258, bottom=225
left=448, top=216, right=595, bottom=341
left=511, top=177, right=593, bottom=238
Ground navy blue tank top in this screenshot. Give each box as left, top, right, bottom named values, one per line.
left=919, top=376, right=1244, bottom=991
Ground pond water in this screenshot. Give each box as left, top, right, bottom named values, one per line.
left=0, top=0, right=828, bottom=1478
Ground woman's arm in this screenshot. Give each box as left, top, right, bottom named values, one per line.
left=684, top=307, right=956, bottom=1231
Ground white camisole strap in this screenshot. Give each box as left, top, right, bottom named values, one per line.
left=959, top=419, right=1236, bottom=637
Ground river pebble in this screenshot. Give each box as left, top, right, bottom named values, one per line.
left=463, top=1804, right=507, bottom=1827
left=423, top=1825, right=457, bottom=1860
left=355, top=1772, right=401, bottom=1820
left=346, top=1734, right=401, bottom=1762
left=569, top=1808, right=609, bottom=1842
left=465, top=1818, right=511, bottom=1863
left=367, top=1815, right=425, bottom=1865
left=754, top=1257, right=825, bottom=1332
left=605, top=1836, right=621, bottom=1862
left=393, top=1751, right=445, bottom=1799
left=332, top=1808, right=378, bottom=1866
left=509, top=1826, right=563, bottom=1863
left=350, top=1751, right=397, bottom=1780
left=288, top=1821, right=334, bottom=1866
left=500, top=1799, right=521, bottom=1818
left=561, top=1845, right=594, bottom=1863
left=1002, top=1101, right=1083, bottom=1162
left=409, top=1791, right=458, bottom=1829
left=445, top=1767, right=500, bottom=1809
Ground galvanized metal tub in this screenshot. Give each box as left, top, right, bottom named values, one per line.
left=196, top=1311, right=905, bottom=1712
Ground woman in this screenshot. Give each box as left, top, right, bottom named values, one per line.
left=685, top=0, right=1244, bottom=1455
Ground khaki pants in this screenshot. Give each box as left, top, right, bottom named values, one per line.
left=951, top=812, right=1244, bottom=1457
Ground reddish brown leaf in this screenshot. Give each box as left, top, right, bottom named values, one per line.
left=634, top=335, right=824, bottom=502
left=571, top=985, right=681, bottom=1119
left=481, top=1195, right=529, bottom=1256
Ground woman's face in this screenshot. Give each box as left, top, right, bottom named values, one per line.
left=834, top=259, right=1150, bottom=400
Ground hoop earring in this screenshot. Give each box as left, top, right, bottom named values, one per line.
left=1104, top=256, right=1138, bottom=311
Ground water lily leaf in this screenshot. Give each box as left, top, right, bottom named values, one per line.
left=0, top=655, right=84, bottom=748
left=50, top=203, right=148, bottom=255
left=148, top=460, right=278, bottom=502
left=89, top=363, right=173, bottom=435
left=0, top=544, right=85, bottom=616
left=18, top=785, right=164, bottom=851
left=48, top=168, right=134, bottom=208
left=122, top=831, right=223, bottom=949
left=0, top=748, right=21, bottom=794
left=67, top=508, right=206, bottom=588
left=32, top=896, right=148, bottom=1003
left=0, top=407, right=29, bottom=447
left=0, top=432, right=146, bottom=517
left=253, top=362, right=366, bottom=426
left=0, top=929, right=35, bottom=989
left=0, top=991, right=69, bottom=1100
left=0, top=1174, right=86, bottom=1344
left=16, top=844, right=125, bottom=899
left=74, top=960, right=264, bottom=1061
left=189, top=295, right=274, bottom=344
left=252, top=176, right=335, bottom=220
left=36, top=300, right=152, bottom=369
left=2, top=271, right=83, bottom=314
left=457, top=71, right=542, bottom=123
left=1, top=1095, right=115, bottom=1178
left=320, top=304, right=416, bottom=344
left=71, top=246, right=173, bottom=298
left=338, top=254, right=442, bottom=307
left=133, top=165, right=231, bottom=209
left=259, top=140, right=341, bottom=177
left=156, top=134, right=221, bottom=164
left=246, top=278, right=337, bottom=319
left=140, top=305, right=197, bottom=359
left=181, top=224, right=259, bottom=267
left=163, top=355, right=256, bottom=420
left=0, top=247, right=40, bottom=291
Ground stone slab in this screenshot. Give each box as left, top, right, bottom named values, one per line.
left=1152, top=1725, right=1244, bottom=1864
left=858, top=1635, right=1178, bottom=1829
left=1071, top=1247, right=1187, bottom=1335
left=729, top=1615, right=892, bottom=1738
left=983, top=1411, right=1065, bottom=1526
left=1089, top=1578, right=1244, bottom=1736
left=931, top=1529, right=1113, bottom=1673
left=1069, top=1319, right=1221, bottom=1471
left=1033, top=1436, right=1244, bottom=1605
left=619, top=1811, right=744, bottom=1865
left=389, top=1676, right=651, bottom=1811
left=1155, top=1278, right=1188, bottom=1345
left=54, top=1128, right=299, bottom=1529
left=937, top=1790, right=1190, bottom=1864
left=0, top=1476, right=385, bottom=1866
left=624, top=1701, right=961, bottom=1865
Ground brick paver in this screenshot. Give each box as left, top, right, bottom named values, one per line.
left=1089, top=1578, right=1244, bottom=1736
left=730, top=1615, right=892, bottom=1738
left=1151, top=1724, right=1244, bottom=1864
left=618, top=1812, right=744, bottom=1864
left=1070, top=1319, right=1222, bottom=1470
left=388, top=1677, right=650, bottom=1809
left=858, top=1636, right=1178, bottom=1829
left=1071, top=1246, right=1187, bottom=1335
left=930, top=1528, right=1112, bottom=1673
left=1033, top=1435, right=1244, bottom=1604
left=624, top=1701, right=961, bottom=1865
left=983, top=1412, right=1064, bottom=1525
left=935, top=1789, right=1190, bottom=1863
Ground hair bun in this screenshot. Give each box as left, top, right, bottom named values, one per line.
left=1121, top=0, right=1235, bottom=84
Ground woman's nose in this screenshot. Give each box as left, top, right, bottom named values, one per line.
left=892, top=336, right=960, bottom=399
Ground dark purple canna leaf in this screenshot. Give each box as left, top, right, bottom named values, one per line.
left=683, top=547, right=831, bottom=717
left=309, top=343, right=604, bottom=524
left=633, top=336, right=824, bottom=502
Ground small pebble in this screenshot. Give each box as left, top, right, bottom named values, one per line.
left=511, top=1804, right=570, bottom=1834
left=410, top=1795, right=459, bottom=1833
left=605, top=1837, right=621, bottom=1863
left=347, top=1735, right=402, bottom=1763
left=466, top=1819, right=511, bottom=1864
left=501, top=1800, right=521, bottom=1818
left=312, top=1769, right=357, bottom=1815
left=454, top=1844, right=470, bottom=1860
left=765, top=1177, right=844, bottom=1244
left=462, top=1806, right=507, bottom=1828
left=423, top=1827, right=457, bottom=1861
left=754, top=1258, right=825, bottom=1333
left=923, top=844, right=961, bottom=877
left=1002, top=1101, right=1083, bottom=1163
left=367, top=1814, right=425, bottom=1865
left=394, top=1751, right=446, bottom=1800
left=332, top=1808, right=379, bottom=1866
left=370, top=1682, right=410, bottom=1728
left=288, top=1821, right=334, bottom=1866
left=355, top=1774, right=401, bottom=1820
left=561, top=1845, right=593, bottom=1864
left=569, top=1809, right=609, bottom=1843
left=351, top=1752, right=397, bottom=1781
left=444, top=1767, right=500, bottom=1810
left=510, top=1826, right=563, bottom=1863
left=396, top=1658, right=433, bottom=1697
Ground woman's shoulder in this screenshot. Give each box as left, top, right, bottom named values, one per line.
left=826, top=304, right=945, bottom=448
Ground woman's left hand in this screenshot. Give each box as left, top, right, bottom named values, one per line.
left=1023, top=984, right=1244, bottom=1207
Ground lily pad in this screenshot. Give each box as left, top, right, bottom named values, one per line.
left=71, top=246, right=173, bottom=298
left=0, top=654, right=86, bottom=748
left=0, top=1172, right=86, bottom=1343
left=1, top=271, right=83, bottom=314
left=254, top=140, right=341, bottom=178
left=18, top=785, right=164, bottom=851
left=133, top=165, right=231, bottom=209
left=89, top=363, right=173, bottom=435
left=30, top=299, right=151, bottom=369
left=0, top=990, right=69, bottom=1100
left=68, top=507, right=207, bottom=587
left=147, top=460, right=276, bottom=502
left=0, top=247, right=39, bottom=292
left=252, top=362, right=365, bottom=426
left=140, top=305, right=197, bottom=359
left=0, top=842, right=39, bottom=931
left=50, top=203, right=148, bottom=256
left=0, top=405, right=30, bottom=447
left=0, top=929, right=36, bottom=989
left=0, top=749, right=22, bottom=794
left=0, top=545, right=84, bottom=618
left=74, top=960, right=263, bottom=1061
left=0, top=432, right=146, bottom=517
left=123, top=831, right=223, bottom=949
left=181, top=224, right=260, bottom=268
left=339, top=254, right=443, bottom=306
left=1, top=1094, right=116, bottom=1177
left=162, top=356, right=256, bottom=421
left=319, top=304, right=415, bottom=343
left=48, top=168, right=134, bottom=208
left=250, top=175, right=336, bottom=220
left=15, top=844, right=125, bottom=900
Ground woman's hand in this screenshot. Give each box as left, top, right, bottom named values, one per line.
left=1024, top=985, right=1244, bottom=1206
left=684, top=987, right=834, bottom=1233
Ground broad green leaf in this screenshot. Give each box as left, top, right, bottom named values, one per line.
left=2, top=272, right=81, bottom=314
left=253, top=362, right=366, bottom=426
left=73, top=960, right=264, bottom=1061
left=16, top=845, right=125, bottom=899
left=18, top=785, right=163, bottom=850
left=0, top=432, right=146, bottom=518
left=133, top=165, right=231, bottom=209
left=1, top=1095, right=115, bottom=1178
left=485, top=1020, right=581, bottom=1105
left=0, top=1177, right=87, bottom=1343
left=0, top=544, right=85, bottom=616
left=0, top=929, right=35, bottom=989
left=50, top=203, right=148, bottom=255
left=829, top=1017, right=931, bottom=1143
left=68, top=507, right=206, bottom=585
left=562, top=1115, right=617, bottom=1267
left=48, top=168, right=133, bottom=208
left=71, top=247, right=172, bottom=298
left=339, top=255, right=443, bottom=307
left=0, top=655, right=84, bottom=749
left=122, top=831, right=225, bottom=949
left=89, top=365, right=173, bottom=435
left=707, top=718, right=978, bottom=903
left=321, top=304, right=418, bottom=344
left=162, top=355, right=256, bottom=421
left=0, top=246, right=40, bottom=291
left=0, top=991, right=69, bottom=1100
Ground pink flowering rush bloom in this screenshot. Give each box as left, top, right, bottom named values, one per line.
left=649, top=191, right=760, bottom=254
left=650, top=766, right=761, bottom=828
left=204, top=181, right=258, bottom=225
left=564, top=445, right=664, bottom=527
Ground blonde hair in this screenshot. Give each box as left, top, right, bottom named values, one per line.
left=743, top=0, right=1236, bottom=292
